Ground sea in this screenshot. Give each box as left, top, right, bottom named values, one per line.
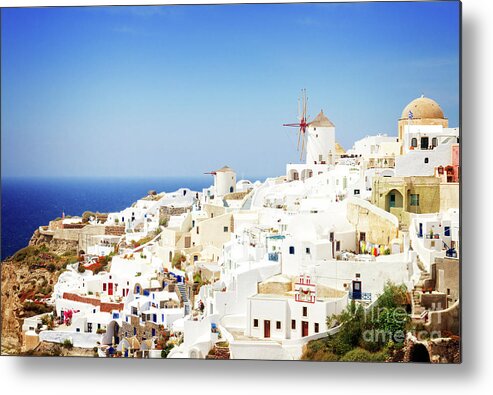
left=1, top=176, right=217, bottom=260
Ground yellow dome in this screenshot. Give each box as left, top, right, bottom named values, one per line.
left=401, top=96, right=444, bottom=119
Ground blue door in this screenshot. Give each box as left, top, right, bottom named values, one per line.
left=352, top=280, right=362, bottom=300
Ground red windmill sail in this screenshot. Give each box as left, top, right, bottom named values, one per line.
left=283, top=89, right=310, bottom=161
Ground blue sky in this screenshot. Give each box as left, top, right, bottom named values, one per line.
left=1, top=1, right=460, bottom=178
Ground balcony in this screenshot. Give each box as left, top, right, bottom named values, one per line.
left=349, top=291, right=371, bottom=301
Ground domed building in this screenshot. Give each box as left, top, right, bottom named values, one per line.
left=397, top=95, right=448, bottom=153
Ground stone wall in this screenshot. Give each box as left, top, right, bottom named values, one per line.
left=425, top=300, right=460, bottom=336
left=159, top=206, right=191, bottom=224
left=258, top=281, right=292, bottom=295
left=430, top=257, right=460, bottom=305
left=401, top=337, right=460, bottom=363
left=104, top=226, right=125, bottom=236
left=121, top=320, right=161, bottom=341
left=62, top=223, right=87, bottom=230
left=347, top=197, right=399, bottom=246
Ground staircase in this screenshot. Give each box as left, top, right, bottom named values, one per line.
left=176, top=283, right=188, bottom=304
left=411, top=269, right=432, bottom=323
left=206, top=343, right=231, bottom=360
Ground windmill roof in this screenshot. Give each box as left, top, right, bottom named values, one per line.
left=215, top=165, right=235, bottom=173
left=309, top=110, right=335, bottom=127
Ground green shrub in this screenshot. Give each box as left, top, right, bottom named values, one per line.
left=62, top=339, right=73, bottom=349
left=13, top=246, right=37, bottom=262
left=340, top=348, right=374, bottom=362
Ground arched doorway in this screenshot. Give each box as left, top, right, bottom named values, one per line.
left=409, top=343, right=431, bottom=363
left=385, top=189, right=403, bottom=212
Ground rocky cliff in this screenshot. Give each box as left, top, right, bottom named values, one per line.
left=1, top=231, right=78, bottom=355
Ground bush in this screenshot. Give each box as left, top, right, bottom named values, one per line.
left=161, top=344, right=174, bottom=358
left=13, top=246, right=38, bottom=262
left=82, top=211, right=97, bottom=222
left=62, top=339, right=73, bottom=349
left=340, top=348, right=374, bottom=362
left=172, top=252, right=185, bottom=268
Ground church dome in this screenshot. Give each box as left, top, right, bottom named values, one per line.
left=400, top=96, right=444, bottom=120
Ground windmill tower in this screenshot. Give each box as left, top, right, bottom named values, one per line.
left=283, top=90, right=336, bottom=165
left=306, top=110, right=336, bottom=166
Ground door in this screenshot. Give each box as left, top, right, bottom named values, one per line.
left=419, top=223, right=423, bottom=238
left=389, top=193, right=396, bottom=208
left=264, top=320, right=270, bottom=338
left=352, top=280, right=362, bottom=300
left=108, top=283, right=113, bottom=296
left=302, top=321, right=309, bottom=337
left=421, top=137, right=429, bottom=149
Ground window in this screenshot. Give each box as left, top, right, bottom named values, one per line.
left=291, top=320, right=296, bottom=330
left=230, top=186, right=234, bottom=193
left=444, top=226, right=451, bottom=236
left=87, top=323, right=93, bottom=332
left=314, top=323, right=319, bottom=333
left=197, top=226, right=200, bottom=234
left=223, top=226, right=228, bottom=232
left=289, top=246, right=295, bottom=255
left=152, top=328, right=156, bottom=337
left=103, top=283, right=107, bottom=292
left=253, top=319, right=259, bottom=328
left=76, top=328, right=80, bottom=332
left=354, top=189, right=360, bottom=195
left=410, top=194, right=420, bottom=206
left=276, top=321, right=281, bottom=330
left=411, top=137, right=417, bottom=147
left=432, top=137, right=438, bottom=147
left=336, top=241, right=341, bottom=251
left=424, top=157, right=429, bottom=164
left=303, top=306, right=308, bottom=317
left=330, top=232, right=334, bottom=242
left=305, top=247, right=310, bottom=254
left=133, top=327, right=137, bottom=336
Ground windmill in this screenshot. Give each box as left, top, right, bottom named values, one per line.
left=283, top=89, right=310, bottom=161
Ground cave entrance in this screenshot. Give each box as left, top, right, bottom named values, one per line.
left=410, top=343, right=431, bottom=363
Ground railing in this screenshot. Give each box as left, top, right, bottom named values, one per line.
left=348, top=292, right=372, bottom=301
